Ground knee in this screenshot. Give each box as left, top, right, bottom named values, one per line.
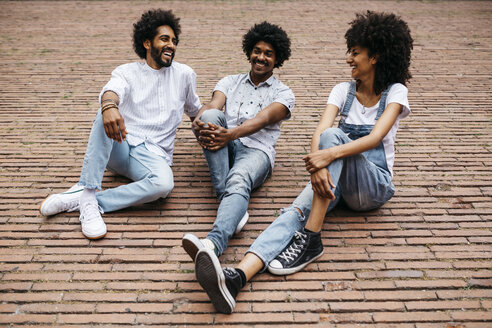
left=148, top=174, right=174, bottom=198
left=319, top=128, right=346, bottom=150
left=199, top=109, right=225, bottom=127
left=224, top=170, right=252, bottom=198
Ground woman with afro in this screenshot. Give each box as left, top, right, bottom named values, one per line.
left=194, top=11, right=414, bottom=314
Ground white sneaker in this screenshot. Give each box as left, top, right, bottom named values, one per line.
left=40, top=184, right=84, bottom=216
left=79, top=201, right=106, bottom=239
left=182, top=233, right=216, bottom=262
left=235, top=212, right=249, bottom=234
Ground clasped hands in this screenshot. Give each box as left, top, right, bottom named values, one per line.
left=303, top=148, right=337, bottom=200
left=192, top=119, right=231, bottom=151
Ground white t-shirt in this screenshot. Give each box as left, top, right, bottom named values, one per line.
left=327, top=82, right=410, bottom=176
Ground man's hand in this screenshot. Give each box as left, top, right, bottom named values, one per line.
left=310, top=168, right=336, bottom=200
left=192, top=118, right=209, bottom=148
left=198, top=122, right=232, bottom=151
left=303, top=148, right=337, bottom=174
left=102, top=107, right=127, bottom=143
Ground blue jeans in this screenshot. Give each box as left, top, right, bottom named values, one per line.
left=247, top=128, right=395, bottom=272
left=200, top=109, right=271, bottom=256
left=79, top=110, right=174, bottom=213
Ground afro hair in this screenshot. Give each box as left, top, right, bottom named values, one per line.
left=133, top=9, right=181, bottom=59
left=345, top=11, right=413, bottom=94
left=242, top=21, right=291, bottom=68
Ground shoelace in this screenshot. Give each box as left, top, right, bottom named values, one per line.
left=278, top=231, right=308, bottom=263
left=63, top=199, right=79, bottom=213
left=79, top=202, right=103, bottom=223
left=223, top=267, right=236, bottom=277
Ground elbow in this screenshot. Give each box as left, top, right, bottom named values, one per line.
left=367, top=134, right=384, bottom=149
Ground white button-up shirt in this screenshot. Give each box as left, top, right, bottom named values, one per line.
left=99, top=61, right=201, bottom=166
left=214, top=73, right=295, bottom=168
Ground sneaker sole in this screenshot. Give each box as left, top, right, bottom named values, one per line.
left=182, top=234, right=203, bottom=262
left=85, top=232, right=107, bottom=240
left=82, top=227, right=107, bottom=240
left=39, top=195, right=56, bottom=216
left=267, top=250, right=324, bottom=276
left=195, top=248, right=235, bottom=314
left=234, top=211, right=249, bottom=235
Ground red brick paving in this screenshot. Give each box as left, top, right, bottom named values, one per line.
left=0, top=0, right=491, bottom=326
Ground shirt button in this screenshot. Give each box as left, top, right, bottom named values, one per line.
left=254, top=87, right=257, bottom=90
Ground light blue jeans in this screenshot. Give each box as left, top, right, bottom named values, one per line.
left=78, top=110, right=174, bottom=213
left=199, top=109, right=271, bottom=256
left=248, top=128, right=395, bottom=272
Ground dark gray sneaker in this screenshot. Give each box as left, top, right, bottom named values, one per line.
left=267, top=228, right=324, bottom=275
left=195, top=248, right=242, bottom=314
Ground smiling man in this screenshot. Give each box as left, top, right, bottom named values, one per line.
left=182, top=22, right=295, bottom=265
left=39, top=9, right=201, bottom=239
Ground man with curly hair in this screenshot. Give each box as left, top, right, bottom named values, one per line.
left=181, top=21, right=295, bottom=267
left=192, top=11, right=413, bottom=314
left=40, top=9, right=201, bottom=239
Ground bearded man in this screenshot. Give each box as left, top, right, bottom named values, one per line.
left=40, top=9, right=201, bottom=240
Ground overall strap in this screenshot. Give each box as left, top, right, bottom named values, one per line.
left=375, top=84, right=392, bottom=120
left=340, top=81, right=356, bottom=117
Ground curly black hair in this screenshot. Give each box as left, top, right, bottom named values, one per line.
left=242, top=21, right=291, bottom=68
left=133, top=9, right=181, bottom=59
left=345, top=11, right=413, bottom=94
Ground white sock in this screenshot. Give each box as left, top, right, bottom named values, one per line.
left=80, top=188, right=97, bottom=206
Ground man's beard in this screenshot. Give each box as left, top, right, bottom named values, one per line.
left=150, top=44, right=173, bottom=68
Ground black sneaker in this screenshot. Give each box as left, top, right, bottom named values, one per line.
left=267, top=228, right=323, bottom=275
left=195, top=248, right=242, bottom=314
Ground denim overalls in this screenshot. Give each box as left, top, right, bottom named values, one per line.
left=339, top=81, right=390, bottom=171
left=248, top=81, right=396, bottom=271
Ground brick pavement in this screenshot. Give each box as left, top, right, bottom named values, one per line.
left=0, top=0, right=491, bottom=326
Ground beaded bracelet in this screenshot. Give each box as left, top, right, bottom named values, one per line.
left=101, top=102, right=117, bottom=109
left=101, top=98, right=117, bottom=106
left=102, top=103, right=117, bottom=110
left=101, top=104, right=118, bottom=114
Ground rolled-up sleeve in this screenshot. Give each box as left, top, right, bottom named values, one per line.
left=213, top=75, right=236, bottom=97
left=184, top=70, right=201, bottom=117
left=387, top=83, right=410, bottom=119
left=98, top=65, right=130, bottom=106
left=273, top=84, right=295, bottom=120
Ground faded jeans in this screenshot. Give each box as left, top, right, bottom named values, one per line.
left=199, top=109, right=271, bottom=256
left=79, top=110, right=174, bottom=213
left=247, top=127, right=395, bottom=271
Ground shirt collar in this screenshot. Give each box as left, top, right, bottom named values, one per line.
left=143, top=61, right=170, bottom=72
left=245, top=72, right=275, bottom=87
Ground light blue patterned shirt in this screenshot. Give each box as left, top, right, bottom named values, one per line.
left=213, top=73, right=295, bottom=168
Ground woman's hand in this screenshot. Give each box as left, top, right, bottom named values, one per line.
left=310, top=168, right=336, bottom=200
left=303, top=148, right=337, bottom=174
